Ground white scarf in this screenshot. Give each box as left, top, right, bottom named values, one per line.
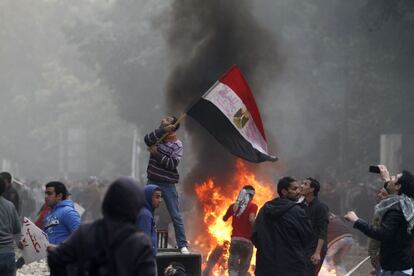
left=233, top=188, right=255, bottom=217
left=375, top=194, right=414, bottom=234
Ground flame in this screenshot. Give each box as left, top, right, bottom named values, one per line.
left=192, top=160, right=336, bottom=276
left=194, top=160, right=276, bottom=275
left=319, top=265, right=337, bottom=276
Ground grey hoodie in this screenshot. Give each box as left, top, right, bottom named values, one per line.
left=0, top=196, right=21, bottom=254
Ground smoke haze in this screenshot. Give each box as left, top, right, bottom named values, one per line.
left=0, top=0, right=413, bottom=185
left=160, top=0, right=281, bottom=193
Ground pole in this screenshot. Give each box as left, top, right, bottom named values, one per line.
left=131, top=127, right=138, bottom=178
left=344, top=256, right=370, bottom=276
left=153, top=79, right=218, bottom=145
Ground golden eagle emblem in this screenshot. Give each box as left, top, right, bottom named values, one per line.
left=233, top=108, right=250, bottom=129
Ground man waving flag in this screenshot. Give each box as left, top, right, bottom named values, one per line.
left=186, top=65, right=278, bottom=163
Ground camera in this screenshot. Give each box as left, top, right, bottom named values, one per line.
left=369, top=165, right=381, bottom=174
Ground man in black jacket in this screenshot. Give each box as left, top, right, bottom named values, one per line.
left=47, top=177, right=156, bottom=276
left=345, top=169, right=414, bottom=276
left=252, top=177, right=314, bottom=276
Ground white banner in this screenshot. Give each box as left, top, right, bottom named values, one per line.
left=74, top=202, right=85, bottom=217
left=20, top=217, right=49, bottom=264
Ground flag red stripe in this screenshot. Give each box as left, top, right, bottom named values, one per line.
left=218, top=65, right=266, bottom=140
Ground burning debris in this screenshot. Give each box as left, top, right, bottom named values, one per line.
left=193, top=160, right=275, bottom=274
left=161, top=2, right=281, bottom=273
left=203, top=241, right=230, bottom=276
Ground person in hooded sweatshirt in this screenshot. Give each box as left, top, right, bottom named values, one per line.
left=137, top=184, right=162, bottom=257
left=0, top=176, right=21, bottom=276
left=43, top=181, right=80, bottom=244
left=252, top=176, right=314, bottom=276
left=47, top=177, right=156, bottom=276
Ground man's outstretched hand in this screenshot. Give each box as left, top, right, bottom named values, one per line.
left=344, top=211, right=359, bottom=223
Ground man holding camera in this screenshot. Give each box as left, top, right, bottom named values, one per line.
left=345, top=166, right=414, bottom=276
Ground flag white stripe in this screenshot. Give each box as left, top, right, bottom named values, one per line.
left=203, top=82, right=269, bottom=155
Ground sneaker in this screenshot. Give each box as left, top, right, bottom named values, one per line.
left=180, top=246, right=190, bottom=254
left=16, top=257, right=25, bottom=269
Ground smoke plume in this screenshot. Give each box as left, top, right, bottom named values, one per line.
left=162, top=0, right=281, bottom=194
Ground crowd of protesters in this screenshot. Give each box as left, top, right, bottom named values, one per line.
left=0, top=115, right=414, bottom=276
left=0, top=115, right=187, bottom=276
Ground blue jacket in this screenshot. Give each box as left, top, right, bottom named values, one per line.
left=137, top=185, right=158, bottom=256
left=44, top=200, right=81, bottom=244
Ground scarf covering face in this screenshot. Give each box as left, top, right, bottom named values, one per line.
left=233, top=188, right=255, bottom=217
left=375, top=194, right=414, bottom=234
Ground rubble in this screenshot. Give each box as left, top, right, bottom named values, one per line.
left=17, top=259, right=49, bottom=276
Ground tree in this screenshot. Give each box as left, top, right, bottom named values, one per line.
left=0, top=0, right=136, bottom=179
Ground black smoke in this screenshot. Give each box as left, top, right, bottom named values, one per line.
left=162, top=0, right=281, bottom=194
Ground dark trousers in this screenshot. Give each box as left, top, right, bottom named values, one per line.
left=0, top=252, right=16, bottom=276
left=228, top=239, right=253, bottom=276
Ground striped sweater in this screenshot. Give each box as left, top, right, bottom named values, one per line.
left=144, top=128, right=183, bottom=184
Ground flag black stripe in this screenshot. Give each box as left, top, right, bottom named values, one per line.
left=188, top=99, right=275, bottom=163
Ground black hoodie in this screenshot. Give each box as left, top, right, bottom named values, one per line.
left=48, top=177, right=156, bottom=276
left=252, top=197, right=314, bottom=276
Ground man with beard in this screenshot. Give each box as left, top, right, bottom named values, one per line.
left=300, top=177, right=329, bottom=275
left=144, top=116, right=189, bottom=254
left=252, top=177, right=314, bottom=276
left=47, top=177, right=156, bottom=276
left=345, top=167, right=414, bottom=276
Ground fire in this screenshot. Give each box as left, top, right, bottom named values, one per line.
left=319, top=266, right=337, bottom=276
left=194, top=160, right=276, bottom=275
left=192, top=160, right=336, bottom=276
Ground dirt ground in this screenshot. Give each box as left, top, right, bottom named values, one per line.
left=17, top=243, right=373, bottom=276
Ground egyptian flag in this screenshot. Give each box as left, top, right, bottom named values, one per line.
left=187, top=65, right=278, bottom=163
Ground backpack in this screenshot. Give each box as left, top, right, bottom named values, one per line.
left=69, top=220, right=137, bottom=276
